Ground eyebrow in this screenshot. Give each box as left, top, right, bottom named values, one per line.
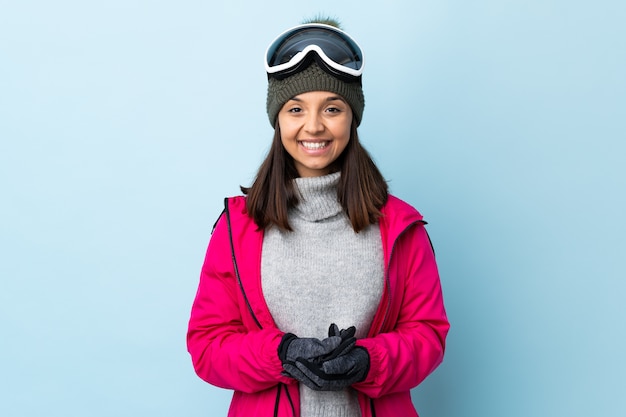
left=289, top=95, right=346, bottom=103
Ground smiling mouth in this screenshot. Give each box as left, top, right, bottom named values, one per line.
left=299, top=141, right=330, bottom=150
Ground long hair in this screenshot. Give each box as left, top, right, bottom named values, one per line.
left=241, top=121, right=388, bottom=232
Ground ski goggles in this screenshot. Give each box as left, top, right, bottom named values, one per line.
left=265, top=23, right=364, bottom=81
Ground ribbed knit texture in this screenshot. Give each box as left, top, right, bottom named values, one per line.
left=262, top=172, right=384, bottom=417
left=266, top=63, right=365, bottom=127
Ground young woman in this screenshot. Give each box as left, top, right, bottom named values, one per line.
left=187, top=20, right=450, bottom=417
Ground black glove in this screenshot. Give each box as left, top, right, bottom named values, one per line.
left=282, top=324, right=368, bottom=391
left=320, top=346, right=370, bottom=378
left=328, top=323, right=356, bottom=342
left=278, top=333, right=342, bottom=366
left=286, top=346, right=370, bottom=391
left=318, top=324, right=356, bottom=362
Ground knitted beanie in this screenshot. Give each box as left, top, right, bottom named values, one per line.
left=266, top=63, right=365, bottom=127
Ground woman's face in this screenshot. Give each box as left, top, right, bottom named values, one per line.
left=278, top=90, right=352, bottom=177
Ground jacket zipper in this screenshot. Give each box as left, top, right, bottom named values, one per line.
left=225, top=199, right=296, bottom=416
left=362, top=219, right=425, bottom=417
left=224, top=198, right=262, bottom=330
left=375, top=220, right=425, bottom=334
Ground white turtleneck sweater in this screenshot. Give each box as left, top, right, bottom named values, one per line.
left=261, top=172, right=384, bottom=417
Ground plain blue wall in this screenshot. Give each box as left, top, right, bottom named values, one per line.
left=1, top=1, right=624, bottom=416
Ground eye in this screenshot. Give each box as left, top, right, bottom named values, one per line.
left=287, top=107, right=302, bottom=113
left=326, top=106, right=341, bottom=113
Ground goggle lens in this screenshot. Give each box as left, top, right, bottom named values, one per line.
left=265, top=24, right=364, bottom=79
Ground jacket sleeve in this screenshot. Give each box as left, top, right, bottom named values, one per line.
left=353, top=223, right=449, bottom=398
left=186, top=213, right=291, bottom=393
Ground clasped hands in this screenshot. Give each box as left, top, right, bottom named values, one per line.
left=278, top=323, right=370, bottom=391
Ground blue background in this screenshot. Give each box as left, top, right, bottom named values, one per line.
left=1, top=1, right=624, bottom=416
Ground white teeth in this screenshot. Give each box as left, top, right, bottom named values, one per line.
left=301, top=141, right=328, bottom=150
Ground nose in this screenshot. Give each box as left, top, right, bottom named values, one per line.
left=304, top=112, right=324, bottom=134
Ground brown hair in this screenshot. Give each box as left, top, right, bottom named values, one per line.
left=241, top=121, right=388, bottom=233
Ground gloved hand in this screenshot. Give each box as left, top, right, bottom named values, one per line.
left=318, top=324, right=356, bottom=362
left=285, top=346, right=370, bottom=391
left=328, top=323, right=356, bottom=342
left=278, top=333, right=342, bottom=366
left=281, top=324, right=368, bottom=391
left=320, top=346, right=369, bottom=378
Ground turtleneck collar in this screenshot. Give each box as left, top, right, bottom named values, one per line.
left=293, top=172, right=343, bottom=222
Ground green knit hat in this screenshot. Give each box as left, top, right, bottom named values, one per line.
left=266, top=63, right=365, bottom=127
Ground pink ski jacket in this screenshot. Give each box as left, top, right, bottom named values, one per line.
left=187, top=195, right=449, bottom=417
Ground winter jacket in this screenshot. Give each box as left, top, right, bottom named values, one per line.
left=187, top=195, right=449, bottom=417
